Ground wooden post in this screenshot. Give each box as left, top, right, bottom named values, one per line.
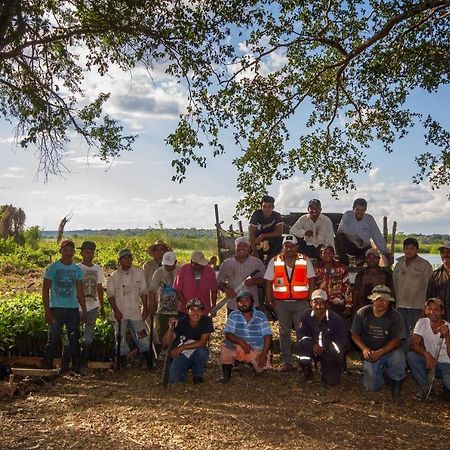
left=383, top=216, right=388, bottom=242
left=214, top=204, right=224, bottom=265
left=238, top=220, right=243, bottom=236
left=390, top=221, right=397, bottom=265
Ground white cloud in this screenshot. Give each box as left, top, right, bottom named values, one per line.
left=0, top=173, right=23, bottom=179
left=275, top=177, right=450, bottom=233
left=0, top=137, right=14, bottom=144
left=7, top=166, right=26, bottom=172
left=68, top=156, right=135, bottom=168
left=368, top=167, right=379, bottom=179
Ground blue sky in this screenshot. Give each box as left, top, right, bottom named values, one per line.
left=1, top=52, right=449, bottom=234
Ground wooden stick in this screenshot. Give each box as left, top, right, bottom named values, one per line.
left=390, top=221, right=397, bottom=264
left=214, top=204, right=223, bottom=265
left=383, top=216, right=388, bottom=242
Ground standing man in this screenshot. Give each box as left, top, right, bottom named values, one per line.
left=351, top=285, right=406, bottom=403
left=427, top=242, right=450, bottom=320
left=249, top=195, right=284, bottom=265
left=42, top=240, right=87, bottom=373
left=352, top=248, right=394, bottom=310
left=393, top=237, right=433, bottom=352
left=217, top=237, right=266, bottom=314
left=77, top=241, right=105, bottom=370
left=173, top=251, right=218, bottom=316
left=148, top=251, right=180, bottom=350
left=219, top=291, right=272, bottom=383
left=107, top=248, right=152, bottom=369
left=336, top=198, right=390, bottom=265
left=265, top=234, right=315, bottom=371
left=297, top=289, right=347, bottom=385
left=162, top=299, right=214, bottom=384
left=143, top=240, right=171, bottom=293
left=289, top=199, right=335, bottom=259
left=407, top=298, right=450, bottom=400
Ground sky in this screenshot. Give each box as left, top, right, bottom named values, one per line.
left=1, top=34, right=449, bottom=234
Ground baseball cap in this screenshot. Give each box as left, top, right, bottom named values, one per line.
left=311, top=289, right=328, bottom=302
left=438, top=242, right=450, bottom=251
left=191, top=251, right=208, bottom=266
left=60, top=240, right=75, bottom=250
left=365, top=248, right=380, bottom=258
left=425, top=298, right=444, bottom=308
left=186, top=298, right=204, bottom=310
left=236, top=290, right=254, bottom=302
left=308, top=199, right=321, bottom=208
left=282, top=235, right=298, bottom=246
left=367, top=285, right=395, bottom=302
left=162, top=251, right=177, bottom=266
left=79, top=241, right=96, bottom=251
left=234, top=237, right=251, bottom=247
left=118, top=248, right=132, bottom=259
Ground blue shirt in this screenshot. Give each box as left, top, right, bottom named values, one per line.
left=44, top=260, right=83, bottom=308
left=224, top=309, right=272, bottom=349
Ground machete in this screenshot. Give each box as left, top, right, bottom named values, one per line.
left=210, top=269, right=260, bottom=317
left=162, top=321, right=175, bottom=387
left=116, top=320, right=122, bottom=371
left=422, top=336, right=445, bottom=401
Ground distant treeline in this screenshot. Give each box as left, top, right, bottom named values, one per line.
left=40, top=228, right=217, bottom=239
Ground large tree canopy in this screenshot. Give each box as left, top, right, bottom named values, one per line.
left=1, top=1, right=449, bottom=215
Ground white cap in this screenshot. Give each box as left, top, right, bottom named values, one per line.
left=162, top=251, right=176, bottom=266
left=311, top=289, right=328, bottom=302
left=282, top=234, right=298, bottom=246
left=191, top=251, right=208, bottom=266
left=234, top=237, right=251, bottom=247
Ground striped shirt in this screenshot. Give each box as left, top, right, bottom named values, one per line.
left=224, top=309, right=272, bottom=349
left=427, top=265, right=450, bottom=321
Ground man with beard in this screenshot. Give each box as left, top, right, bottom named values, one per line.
left=351, top=285, right=406, bottom=403
left=427, top=242, right=450, bottom=321
left=219, top=291, right=272, bottom=383
left=353, top=248, right=394, bottom=310
left=297, top=289, right=347, bottom=385
left=173, top=251, right=218, bottom=316
left=217, top=237, right=266, bottom=315
left=407, top=298, right=450, bottom=400
left=289, top=199, right=335, bottom=259
left=162, top=299, right=214, bottom=384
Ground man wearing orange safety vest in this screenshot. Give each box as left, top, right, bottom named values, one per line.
left=264, top=235, right=316, bottom=371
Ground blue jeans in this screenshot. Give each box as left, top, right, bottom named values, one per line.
left=114, top=319, right=150, bottom=355
left=44, top=307, right=80, bottom=361
left=397, top=308, right=421, bottom=354
left=63, top=308, right=99, bottom=346
left=407, top=351, right=450, bottom=391
left=362, top=347, right=406, bottom=391
left=168, top=347, right=209, bottom=383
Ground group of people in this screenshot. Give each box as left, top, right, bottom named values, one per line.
left=40, top=195, right=450, bottom=404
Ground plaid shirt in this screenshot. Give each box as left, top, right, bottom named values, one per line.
left=314, top=261, right=352, bottom=308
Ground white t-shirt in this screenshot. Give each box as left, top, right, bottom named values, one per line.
left=413, top=318, right=450, bottom=364
left=77, top=263, right=105, bottom=312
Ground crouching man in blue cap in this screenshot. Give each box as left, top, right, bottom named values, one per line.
left=297, top=289, right=347, bottom=385
left=351, top=285, right=406, bottom=403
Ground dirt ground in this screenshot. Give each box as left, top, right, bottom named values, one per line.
left=1, top=307, right=450, bottom=450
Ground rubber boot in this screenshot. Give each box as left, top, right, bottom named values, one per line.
left=60, top=346, right=70, bottom=374
left=218, top=364, right=232, bottom=383
left=390, top=379, right=404, bottom=405
left=141, top=351, right=155, bottom=370
left=80, top=343, right=92, bottom=370
left=299, top=364, right=313, bottom=383
left=71, top=354, right=82, bottom=375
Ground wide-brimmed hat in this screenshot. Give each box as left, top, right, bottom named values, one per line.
left=367, top=285, right=395, bottom=302
left=147, top=240, right=171, bottom=253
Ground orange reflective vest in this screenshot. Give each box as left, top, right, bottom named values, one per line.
left=272, top=253, right=309, bottom=300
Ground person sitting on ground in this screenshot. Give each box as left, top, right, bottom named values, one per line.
left=219, top=291, right=272, bottom=383
left=107, top=248, right=152, bottom=369
left=427, top=242, right=450, bottom=321
left=148, top=251, right=180, bottom=354
left=289, top=199, right=335, bottom=259
left=173, top=251, right=218, bottom=317
left=297, top=289, right=347, bottom=385
left=162, top=299, right=214, bottom=384
left=393, top=237, right=433, bottom=354
left=335, top=198, right=390, bottom=265
left=407, top=298, right=450, bottom=400
left=76, top=241, right=105, bottom=372
left=352, top=248, right=394, bottom=311
left=42, top=240, right=87, bottom=374
left=264, top=234, right=315, bottom=371
left=217, top=237, right=266, bottom=315
left=351, top=285, right=406, bottom=403
left=249, top=195, right=284, bottom=265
